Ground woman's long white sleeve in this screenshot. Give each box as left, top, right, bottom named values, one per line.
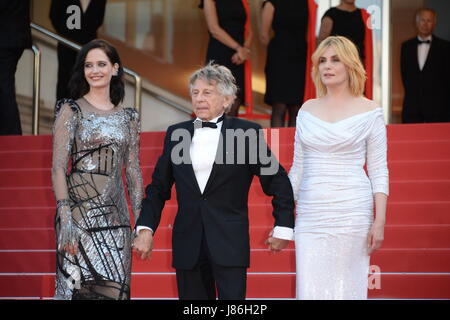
left=288, top=120, right=304, bottom=202
left=366, top=115, right=389, bottom=196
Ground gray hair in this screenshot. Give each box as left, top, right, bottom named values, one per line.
left=189, top=62, right=238, bottom=110
left=415, top=8, right=437, bottom=23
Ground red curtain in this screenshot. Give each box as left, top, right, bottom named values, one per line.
left=303, top=0, right=318, bottom=102
left=361, top=9, right=374, bottom=99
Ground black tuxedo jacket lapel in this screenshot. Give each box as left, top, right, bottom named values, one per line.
left=422, top=36, right=437, bottom=72
left=412, top=40, right=421, bottom=72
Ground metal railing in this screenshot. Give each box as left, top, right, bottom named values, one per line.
left=30, top=23, right=142, bottom=135
left=31, top=44, right=41, bottom=135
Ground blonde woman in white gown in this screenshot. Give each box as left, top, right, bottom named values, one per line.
left=289, top=36, right=389, bottom=300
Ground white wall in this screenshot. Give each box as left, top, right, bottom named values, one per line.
left=16, top=40, right=58, bottom=111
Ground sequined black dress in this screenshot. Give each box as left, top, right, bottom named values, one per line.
left=51, top=98, right=143, bottom=300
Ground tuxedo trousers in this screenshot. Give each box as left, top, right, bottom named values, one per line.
left=175, top=226, right=247, bottom=300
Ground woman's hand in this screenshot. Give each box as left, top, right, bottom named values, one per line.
left=236, top=46, right=251, bottom=62
left=231, top=52, right=244, bottom=65
left=367, top=220, right=385, bottom=255
left=56, top=200, right=79, bottom=256
left=232, top=47, right=250, bottom=65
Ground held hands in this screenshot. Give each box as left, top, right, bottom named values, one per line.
left=132, top=229, right=154, bottom=260
left=232, top=46, right=251, bottom=65
left=265, top=230, right=289, bottom=253
left=367, top=220, right=385, bottom=255
left=63, top=243, right=79, bottom=256
left=231, top=53, right=242, bottom=65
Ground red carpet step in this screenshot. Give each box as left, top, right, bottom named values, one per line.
left=0, top=179, right=449, bottom=208
left=1, top=273, right=449, bottom=299
left=1, top=248, right=449, bottom=274
left=2, top=159, right=450, bottom=189
left=1, top=225, right=449, bottom=251
left=1, top=201, right=450, bottom=229
left=1, top=123, right=450, bottom=300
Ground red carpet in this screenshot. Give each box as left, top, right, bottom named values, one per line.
left=0, top=123, right=449, bottom=299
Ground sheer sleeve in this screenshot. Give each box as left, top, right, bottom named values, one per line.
left=124, top=109, right=144, bottom=223
left=52, top=100, right=78, bottom=201
left=52, top=100, right=79, bottom=250
left=322, top=8, right=336, bottom=22
left=366, top=112, right=389, bottom=196
left=288, top=115, right=304, bottom=202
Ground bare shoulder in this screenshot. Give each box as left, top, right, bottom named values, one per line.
left=301, top=98, right=322, bottom=112
left=356, top=97, right=380, bottom=112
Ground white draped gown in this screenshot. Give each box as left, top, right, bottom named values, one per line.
left=288, top=108, right=389, bottom=300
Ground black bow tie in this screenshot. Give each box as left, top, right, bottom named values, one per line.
left=201, top=122, right=218, bottom=128
left=418, top=39, right=431, bottom=45
left=195, top=114, right=225, bottom=129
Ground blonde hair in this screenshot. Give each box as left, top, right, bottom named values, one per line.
left=311, top=36, right=366, bottom=97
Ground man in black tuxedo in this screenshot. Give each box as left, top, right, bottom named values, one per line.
left=401, top=8, right=450, bottom=123
left=133, top=63, right=295, bottom=300
left=50, top=0, right=107, bottom=100
left=0, top=0, right=31, bottom=135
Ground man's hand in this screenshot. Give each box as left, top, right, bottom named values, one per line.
left=132, top=229, right=154, bottom=260
left=265, top=230, right=289, bottom=253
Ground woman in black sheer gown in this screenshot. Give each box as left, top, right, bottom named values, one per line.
left=200, top=0, right=252, bottom=116
left=260, top=0, right=308, bottom=127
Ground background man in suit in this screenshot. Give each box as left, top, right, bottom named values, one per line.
left=0, top=0, right=31, bottom=135
left=133, top=63, right=295, bottom=300
left=401, top=8, right=450, bottom=123
left=50, top=0, right=107, bottom=101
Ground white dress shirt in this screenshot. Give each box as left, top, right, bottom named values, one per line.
left=137, top=114, right=294, bottom=241
left=417, top=35, right=432, bottom=71
left=190, top=115, right=223, bottom=193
